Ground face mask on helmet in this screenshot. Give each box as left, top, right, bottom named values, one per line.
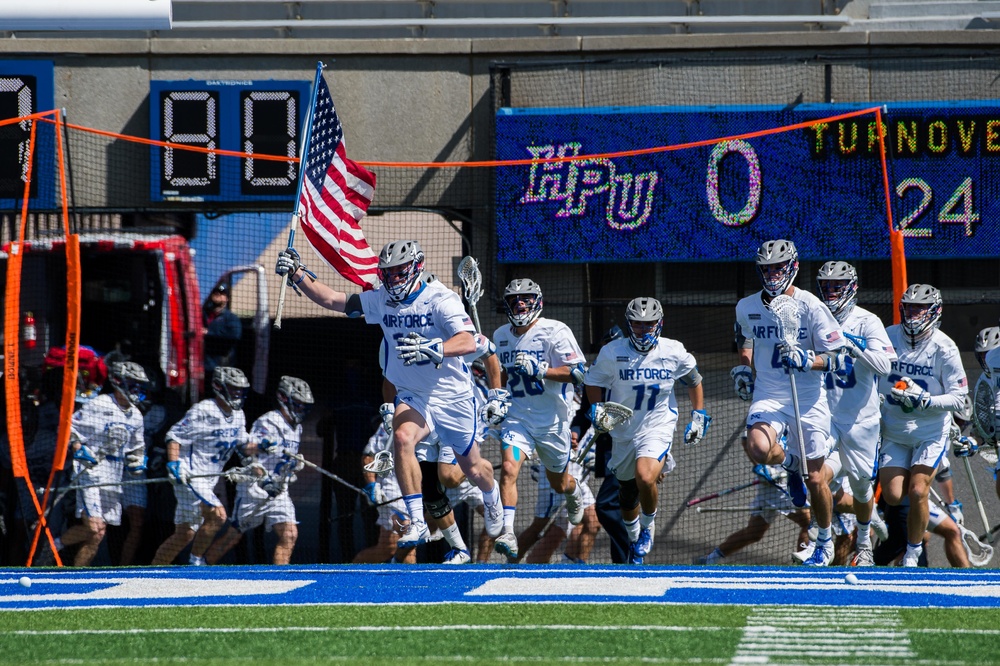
left=756, top=240, right=799, bottom=298
left=975, top=326, right=1000, bottom=374
left=503, top=279, right=543, bottom=328
left=277, top=376, right=314, bottom=425
left=899, top=284, right=942, bottom=344
left=212, top=367, right=250, bottom=411
left=378, top=240, right=425, bottom=302
left=110, top=362, right=149, bottom=407
left=816, top=261, right=858, bottom=323
left=625, top=297, right=663, bottom=354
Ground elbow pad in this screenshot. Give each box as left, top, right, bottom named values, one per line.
left=677, top=366, right=703, bottom=387
left=345, top=293, right=364, bottom=318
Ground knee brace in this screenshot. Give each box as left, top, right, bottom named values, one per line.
left=420, top=461, right=452, bottom=519
left=935, top=466, right=953, bottom=482
left=618, top=478, right=640, bottom=512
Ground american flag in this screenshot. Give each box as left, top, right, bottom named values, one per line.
left=297, top=75, right=379, bottom=290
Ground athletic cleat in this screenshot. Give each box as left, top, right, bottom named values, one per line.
left=783, top=467, right=808, bottom=508
left=443, top=548, right=471, bottom=565
left=494, top=531, right=519, bottom=563
left=628, top=540, right=644, bottom=565
left=803, top=538, right=834, bottom=567
left=792, top=541, right=814, bottom=565
left=484, top=490, right=504, bottom=538
left=693, top=555, right=709, bottom=565
left=427, top=528, right=444, bottom=542
left=565, top=487, right=584, bottom=526
left=870, top=511, right=889, bottom=542
left=397, top=521, right=430, bottom=549
left=852, top=545, right=875, bottom=567
left=633, top=526, right=654, bottom=559
left=901, top=547, right=922, bottom=568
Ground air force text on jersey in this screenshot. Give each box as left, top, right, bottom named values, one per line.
left=618, top=368, right=674, bottom=381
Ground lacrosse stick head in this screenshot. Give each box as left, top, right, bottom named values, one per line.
left=625, top=297, right=663, bottom=353
left=815, top=260, right=858, bottom=324
left=378, top=240, right=425, bottom=302
left=457, top=256, right=483, bottom=304
left=972, top=375, right=997, bottom=446
left=975, top=326, right=1000, bottom=375
left=768, top=294, right=801, bottom=346
left=363, top=449, right=395, bottom=476
left=277, top=375, right=314, bottom=425
left=593, top=401, right=634, bottom=433
left=962, top=527, right=995, bottom=567
left=755, top=239, right=799, bottom=298
left=899, top=283, right=942, bottom=345
left=503, top=278, right=543, bottom=328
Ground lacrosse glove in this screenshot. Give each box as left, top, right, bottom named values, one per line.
left=684, top=409, right=712, bottom=446
left=730, top=365, right=754, bottom=401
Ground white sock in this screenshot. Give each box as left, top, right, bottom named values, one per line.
left=817, top=526, right=832, bottom=543
left=443, top=523, right=467, bottom=551
left=625, top=516, right=641, bottom=542
left=481, top=483, right=499, bottom=506
left=856, top=521, right=871, bottom=547
left=404, top=494, right=425, bottom=526
left=189, top=554, right=206, bottom=566
left=503, top=507, right=516, bottom=533
left=906, top=541, right=923, bottom=557
left=705, top=548, right=725, bottom=565
left=640, top=510, right=656, bottom=530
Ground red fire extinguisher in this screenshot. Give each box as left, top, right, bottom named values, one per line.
left=22, top=311, right=36, bottom=349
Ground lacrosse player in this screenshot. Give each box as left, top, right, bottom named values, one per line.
left=733, top=239, right=845, bottom=567
left=976, top=326, right=1000, bottom=502
left=813, top=261, right=896, bottom=566
left=585, top=296, right=709, bottom=565
left=354, top=422, right=416, bottom=564
left=277, top=239, right=504, bottom=549
left=490, top=278, right=588, bottom=563
left=152, top=366, right=250, bottom=566
left=879, top=284, right=968, bottom=567
left=205, top=376, right=313, bottom=565
left=57, top=362, right=148, bottom=566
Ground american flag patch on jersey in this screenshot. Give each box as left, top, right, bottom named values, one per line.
left=825, top=331, right=842, bottom=343
left=959, top=376, right=968, bottom=387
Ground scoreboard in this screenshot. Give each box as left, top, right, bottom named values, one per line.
left=149, top=79, right=311, bottom=203
left=0, top=60, right=55, bottom=209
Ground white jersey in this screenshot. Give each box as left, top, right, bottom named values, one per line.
left=880, top=326, right=967, bottom=446
left=71, top=394, right=145, bottom=485
left=361, top=280, right=476, bottom=402
left=585, top=336, right=697, bottom=442
left=735, top=287, right=843, bottom=407
left=249, top=409, right=301, bottom=476
left=167, top=399, right=248, bottom=476
left=824, top=305, right=896, bottom=426
left=980, top=347, right=1000, bottom=424
left=493, top=317, right=585, bottom=432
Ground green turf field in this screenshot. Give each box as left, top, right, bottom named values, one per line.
left=1, top=604, right=998, bottom=665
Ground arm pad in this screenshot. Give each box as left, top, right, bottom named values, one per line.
left=345, top=293, right=364, bottom=318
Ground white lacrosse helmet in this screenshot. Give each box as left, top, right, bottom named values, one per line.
left=503, top=278, right=544, bottom=328
left=816, top=260, right=858, bottom=323
left=110, top=361, right=149, bottom=407
left=212, top=366, right=250, bottom=411
left=899, top=283, right=942, bottom=344
left=378, top=240, right=425, bottom=302
left=625, top=297, right=663, bottom=353
left=975, top=326, right=1000, bottom=374
left=277, top=375, right=314, bottom=425
left=756, top=239, right=799, bottom=298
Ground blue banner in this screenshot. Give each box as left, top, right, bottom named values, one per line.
left=495, top=102, right=1000, bottom=262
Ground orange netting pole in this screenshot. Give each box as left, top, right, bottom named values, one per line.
left=875, top=107, right=906, bottom=324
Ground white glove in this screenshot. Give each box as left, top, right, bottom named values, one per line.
left=166, top=460, right=189, bottom=485
left=396, top=332, right=445, bottom=367
left=125, top=450, right=147, bottom=476
left=823, top=350, right=854, bottom=377
left=513, top=350, right=549, bottom=381
left=363, top=481, right=385, bottom=505
left=683, top=409, right=712, bottom=446
left=73, top=444, right=100, bottom=469
left=953, top=435, right=979, bottom=458
left=779, top=345, right=816, bottom=373
left=730, top=365, right=754, bottom=401
left=258, top=475, right=283, bottom=499
left=275, top=247, right=300, bottom=278
left=379, top=402, right=395, bottom=434
left=891, top=376, right=931, bottom=412
left=481, top=388, right=511, bottom=425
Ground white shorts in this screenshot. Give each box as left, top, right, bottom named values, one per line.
left=879, top=436, right=947, bottom=471
left=172, top=478, right=224, bottom=527
left=446, top=478, right=483, bottom=509
left=122, top=476, right=147, bottom=509
left=76, top=486, right=123, bottom=526
left=608, top=434, right=675, bottom=482
left=232, top=485, right=297, bottom=532
left=831, top=510, right=856, bottom=537
left=750, top=483, right=796, bottom=524
left=397, top=391, right=479, bottom=457
left=415, top=433, right=457, bottom=465
left=501, top=420, right=572, bottom=473
left=831, top=417, right=880, bottom=488
left=747, top=397, right=832, bottom=461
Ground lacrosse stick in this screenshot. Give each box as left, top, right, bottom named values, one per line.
left=573, top=426, right=598, bottom=465
left=591, top=401, right=634, bottom=434
left=457, top=255, right=483, bottom=333
left=363, top=449, right=395, bottom=475
left=972, top=374, right=998, bottom=451
left=768, top=294, right=810, bottom=480
left=686, top=478, right=763, bottom=507
left=960, top=454, right=994, bottom=544
left=282, top=449, right=367, bottom=495
left=929, top=485, right=994, bottom=567
left=695, top=505, right=773, bottom=513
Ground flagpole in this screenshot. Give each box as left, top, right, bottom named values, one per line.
left=274, top=60, right=326, bottom=330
